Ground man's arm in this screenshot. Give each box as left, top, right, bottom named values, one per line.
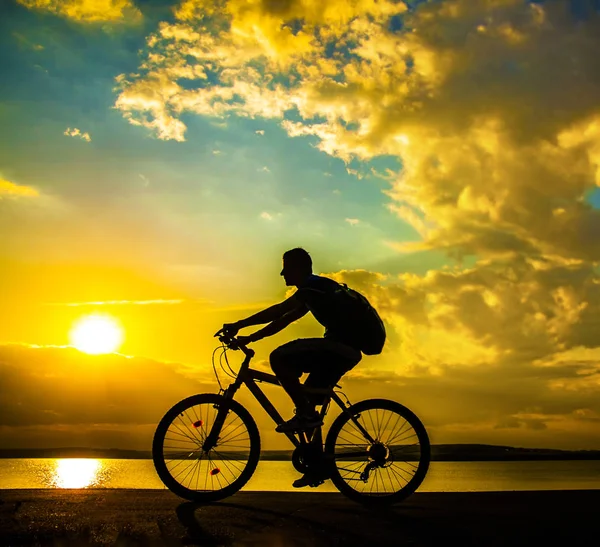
left=234, top=295, right=303, bottom=329
left=245, top=304, right=309, bottom=343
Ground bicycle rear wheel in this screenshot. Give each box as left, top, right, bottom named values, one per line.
left=153, top=393, right=260, bottom=502
left=325, top=398, right=430, bottom=505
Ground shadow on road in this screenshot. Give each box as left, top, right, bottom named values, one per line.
left=175, top=496, right=423, bottom=546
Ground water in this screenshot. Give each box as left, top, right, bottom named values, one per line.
left=1, top=459, right=600, bottom=492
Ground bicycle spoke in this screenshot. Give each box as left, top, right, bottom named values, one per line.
left=383, top=412, right=402, bottom=445
left=172, top=456, right=201, bottom=484
left=204, top=457, right=209, bottom=490
left=388, top=464, right=411, bottom=487
left=366, top=410, right=378, bottom=442
left=340, top=423, right=370, bottom=444
left=337, top=465, right=363, bottom=475
left=330, top=401, right=429, bottom=500
left=164, top=450, right=197, bottom=459
left=165, top=429, right=197, bottom=442
left=219, top=428, right=250, bottom=444
left=218, top=421, right=245, bottom=444
left=380, top=409, right=395, bottom=440
left=157, top=398, right=258, bottom=496
left=171, top=418, right=199, bottom=446
left=182, top=408, right=203, bottom=443
left=166, top=450, right=200, bottom=473
left=384, top=465, right=395, bottom=493
left=336, top=436, right=365, bottom=450
left=213, top=452, right=246, bottom=472
left=375, top=409, right=383, bottom=441
left=388, top=428, right=418, bottom=446
left=385, top=418, right=411, bottom=446
left=193, top=405, right=210, bottom=446
left=182, top=458, right=201, bottom=488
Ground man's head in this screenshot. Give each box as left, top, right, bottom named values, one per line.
left=281, top=248, right=312, bottom=286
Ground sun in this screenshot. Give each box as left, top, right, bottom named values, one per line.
left=69, top=314, right=124, bottom=355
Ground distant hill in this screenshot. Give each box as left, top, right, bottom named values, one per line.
left=1, top=444, right=600, bottom=461
left=430, top=444, right=600, bottom=461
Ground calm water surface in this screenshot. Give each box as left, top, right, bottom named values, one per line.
left=1, top=459, right=600, bottom=492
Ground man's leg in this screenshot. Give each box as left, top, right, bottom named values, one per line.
left=304, top=339, right=361, bottom=397
left=270, top=340, right=313, bottom=415
left=269, top=339, right=328, bottom=432
left=284, top=339, right=361, bottom=488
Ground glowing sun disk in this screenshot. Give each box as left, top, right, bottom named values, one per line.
left=70, top=314, right=123, bottom=354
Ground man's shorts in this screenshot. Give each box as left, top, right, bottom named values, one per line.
left=270, top=337, right=362, bottom=402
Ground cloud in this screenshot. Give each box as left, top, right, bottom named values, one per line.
left=17, top=0, right=142, bottom=23
left=260, top=211, right=273, bottom=221
left=0, top=179, right=39, bottom=198
left=12, top=32, right=44, bottom=51
left=64, top=127, right=91, bottom=142
left=112, top=0, right=600, bottom=263
left=114, top=1, right=600, bottom=259
left=114, top=1, right=408, bottom=140
left=255, top=129, right=265, bottom=135
left=345, top=218, right=360, bottom=226
left=111, top=0, right=600, bottom=447
left=346, top=167, right=364, bottom=179
left=43, top=299, right=187, bottom=307
left=258, top=166, right=270, bottom=173
left=0, top=345, right=213, bottom=429
left=319, top=265, right=600, bottom=447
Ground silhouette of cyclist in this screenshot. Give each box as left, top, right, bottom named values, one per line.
left=222, top=247, right=362, bottom=458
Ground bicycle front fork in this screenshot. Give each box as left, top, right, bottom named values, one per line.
left=202, top=389, right=236, bottom=452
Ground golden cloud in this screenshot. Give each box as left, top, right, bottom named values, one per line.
left=43, top=299, right=187, bottom=307
left=331, top=257, right=600, bottom=378
left=115, top=0, right=600, bottom=295
left=17, top=0, right=142, bottom=23
left=0, top=179, right=39, bottom=198
left=64, top=127, right=91, bottom=142
left=113, top=0, right=600, bottom=443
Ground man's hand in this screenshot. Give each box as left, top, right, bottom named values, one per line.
left=222, top=322, right=240, bottom=337
left=235, top=334, right=256, bottom=347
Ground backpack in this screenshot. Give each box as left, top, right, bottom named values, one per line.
left=333, top=283, right=386, bottom=355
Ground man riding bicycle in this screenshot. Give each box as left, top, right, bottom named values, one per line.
left=155, top=257, right=414, bottom=496
left=222, top=247, right=364, bottom=452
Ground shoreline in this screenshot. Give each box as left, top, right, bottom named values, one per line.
left=3, top=455, right=600, bottom=462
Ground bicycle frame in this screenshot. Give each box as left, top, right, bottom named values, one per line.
left=202, top=344, right=376, bottom=452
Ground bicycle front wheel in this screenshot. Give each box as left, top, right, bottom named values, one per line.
left=325, top=398, right=430, bottom=505
left=152, top=393, right=260, bottom=502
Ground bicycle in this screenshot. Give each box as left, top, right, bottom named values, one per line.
left=152, top=330, right=431, bottom=505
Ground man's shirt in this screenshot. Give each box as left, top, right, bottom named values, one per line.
left=291, top=274, right=360, bottom=350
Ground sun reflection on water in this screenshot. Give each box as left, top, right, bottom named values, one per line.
left=50, top=459, right=104, bottom=488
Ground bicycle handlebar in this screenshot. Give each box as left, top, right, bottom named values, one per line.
left=214, top=329, right=255, bottom=358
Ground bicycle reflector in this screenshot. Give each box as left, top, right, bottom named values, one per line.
left=192, top=420, right=203, bottom=428
left=210, top=468, right=220, bottom=476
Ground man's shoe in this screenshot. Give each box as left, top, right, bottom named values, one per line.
left=275, top=412, right=323, bottom=433
left=292, top=473, right=325, bottom=488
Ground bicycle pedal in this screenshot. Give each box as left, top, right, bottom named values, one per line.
left=292, top=476, right=325, bottom=488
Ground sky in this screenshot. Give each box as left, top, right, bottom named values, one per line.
left=1, top=0, right=600, bottom=452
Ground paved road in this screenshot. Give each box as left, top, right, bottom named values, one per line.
left=1, top=489, right=598, bottom=546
